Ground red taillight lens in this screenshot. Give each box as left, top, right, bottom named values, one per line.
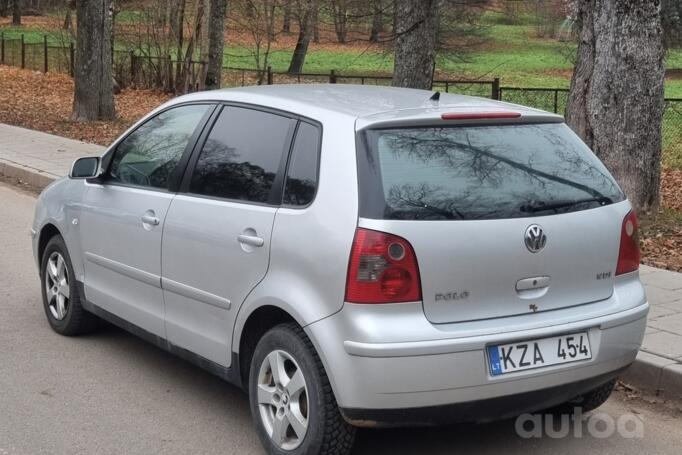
left=616, top=211, right=640, bottom=275
left=345, top=228, right=422, bottom=304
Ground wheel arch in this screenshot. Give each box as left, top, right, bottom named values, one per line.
left=38, top=223, right=62, bottom=264
left=234, top=303, right=302, bottom=388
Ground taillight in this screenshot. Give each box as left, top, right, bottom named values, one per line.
left=345, top=228, right=421, bottom=304
left=616, top=211, right=640, bottom=275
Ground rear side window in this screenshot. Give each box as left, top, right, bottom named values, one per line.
left=189, top=107, right=295, bottom=203
left=358, top=123, right=625, bottom=220
left=283, top=122, right=321, bottom=207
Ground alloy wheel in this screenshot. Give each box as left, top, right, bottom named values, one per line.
left=257, top=349, right=309, bottom=450
left=45, top=251, right=70, bottom=321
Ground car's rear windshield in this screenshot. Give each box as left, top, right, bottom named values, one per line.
left=357, top=123, right=625, bottom=220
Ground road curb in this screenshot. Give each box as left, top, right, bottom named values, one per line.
left=621, top=351, right=682, bottom=401
left=0, top=159, right=57, bottom=190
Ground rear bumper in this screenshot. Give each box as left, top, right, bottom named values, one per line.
left=340, top=368, right=625, bottom=427
left=304, top=274, right=648, bottom=423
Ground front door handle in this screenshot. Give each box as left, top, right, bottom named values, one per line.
left=141, top=214, right=160, bottom=226
left=237, top=234, right=264, bottom=247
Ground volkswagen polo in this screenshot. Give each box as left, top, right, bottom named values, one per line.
left=32, top=85, right=648, bottom=455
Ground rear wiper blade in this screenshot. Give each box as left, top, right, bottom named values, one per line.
left=520, top=197, right=613, bottom=213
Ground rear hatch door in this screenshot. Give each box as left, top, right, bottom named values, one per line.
left=356, top=120, right=628, bottom=324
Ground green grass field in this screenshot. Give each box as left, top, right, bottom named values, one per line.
left=2, top=23, right=680, bottom=93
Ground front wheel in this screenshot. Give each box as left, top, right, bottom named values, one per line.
left=40, top=235, right=99, bottom=336
left=248, top=323, right=356, bottom=455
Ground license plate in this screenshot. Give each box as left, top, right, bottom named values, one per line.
left=487, top=332, right=591, bottom=376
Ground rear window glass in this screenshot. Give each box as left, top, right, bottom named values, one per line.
left=358, top=123, right=624, bottom=220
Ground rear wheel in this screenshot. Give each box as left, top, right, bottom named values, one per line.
left=40, top=235, right=99, bottom=336
left=248, top=323, right=356, bottom=455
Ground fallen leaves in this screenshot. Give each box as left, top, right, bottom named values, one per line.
left=0, top=65, right=170, bottom=146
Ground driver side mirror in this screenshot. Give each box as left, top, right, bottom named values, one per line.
left=69, top=157, right=101, bottom=179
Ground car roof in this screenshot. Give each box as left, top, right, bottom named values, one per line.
left=173, top=84, right=562, bottom=125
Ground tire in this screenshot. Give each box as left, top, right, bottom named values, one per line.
left=40, top=235, right=100, bottom=336
left=248, top=323, right=356, bottom=455
left=550, top=379, right=616, bottom=414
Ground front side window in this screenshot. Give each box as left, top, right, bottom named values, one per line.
left=189, top=106, right=295, bottom=203
left=283, top=122, right=321, bottom=206
left=358, top=123, right=625, bottom=220
left=108, top=104, right=210, bottom=189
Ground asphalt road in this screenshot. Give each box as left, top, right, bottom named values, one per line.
left=1, top=181, right=682, bottom=455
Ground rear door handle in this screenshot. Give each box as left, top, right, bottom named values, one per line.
left=237, top=234, right=264, bottom=247
left=141, top=214, right=160, bottom=226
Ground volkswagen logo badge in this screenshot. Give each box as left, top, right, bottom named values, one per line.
left=524, top=224, right=547, bottom=253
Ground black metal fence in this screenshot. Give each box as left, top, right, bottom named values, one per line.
left=1, top=32, right=680, bottom=165
left=499, top=86, right=569, bottom=114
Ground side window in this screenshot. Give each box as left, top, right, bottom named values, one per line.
left=108, top=104, right=210, bottom=189
left=283, top=122, right=321, bottom=206
left=189, top=106, right=295, bottom=204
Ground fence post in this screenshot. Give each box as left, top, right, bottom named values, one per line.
left=130, top=51, right=136, bottom=85
left=491, top=77, right=500, bottom=100
left=553, top=89, right=559, bottom=113
left=329, top=69, right=337, bottom=84
left=20, top=34, right=25, bottom=69
left=167, top=55, right=173, bottom=92
left=267, top=66, right=273, bottom=85
left=1, top=33, right=4, bottom=65
left=43, top=34, right=48, bottom=73
left=69, top=42, right=74, bottom=77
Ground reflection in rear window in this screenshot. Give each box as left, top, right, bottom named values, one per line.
left=358, top=123, right=625, bottom=220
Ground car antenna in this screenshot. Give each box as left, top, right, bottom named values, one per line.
left=429, top=91, right=441, bottom=104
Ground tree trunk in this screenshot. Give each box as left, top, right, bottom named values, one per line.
left=12, top=0, right=20, bottom=25
left=566, top=0, right=665, bottom=213
left=332, top=0, right=347, bottom=43
left=312, top=0, right=319, bottom=43
left=204, top=0, right=227, bottom=90
left=369, top=0, right=383, bottom=43
left=0, top=0, right=8, bottom=17
left=72, top=0, right=116, bottom=121
left=282, top=1, right=291, bottom=32
left=392, top=0, right=439, bottom=90
left=63, top=6, right=72, bottom=30
left=287, top=0, right=313, bottom=73
left=176, top=0, right=204, bottom=93
left=174, top=0, right=186, bottom=91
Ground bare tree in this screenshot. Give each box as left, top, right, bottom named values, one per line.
left=282, top=0, right=291, bottom=32
left=566, top=0, right=665, bottom=213
left=369, top=0, right=383, bottom=42
left=12, top=0, right=21, bottom=25
left=0, top=0, right=8, bottom=17
left=330, top=0, right=348, bottom=43
left=72, top=0, right=116, bottom=121
left=662, top=0, right=682, bottom=48
left=176, top=0, right=205, bottom=92
left=230, top=0, right=278, bottom=82
left=205, top=0, right=227, bottom=90
left=63, top=0, right=75, bottom=30
left=287, top=0, right=315, bottom=73
left=392, top=0, right=439, bottom=89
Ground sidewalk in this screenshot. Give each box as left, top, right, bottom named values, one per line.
left=0, top=123, right=103, bottom=188
left=1, top=122, right=681, bottom=401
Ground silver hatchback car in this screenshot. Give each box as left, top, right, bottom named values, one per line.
left=32, top=85, right=647, bottom=455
